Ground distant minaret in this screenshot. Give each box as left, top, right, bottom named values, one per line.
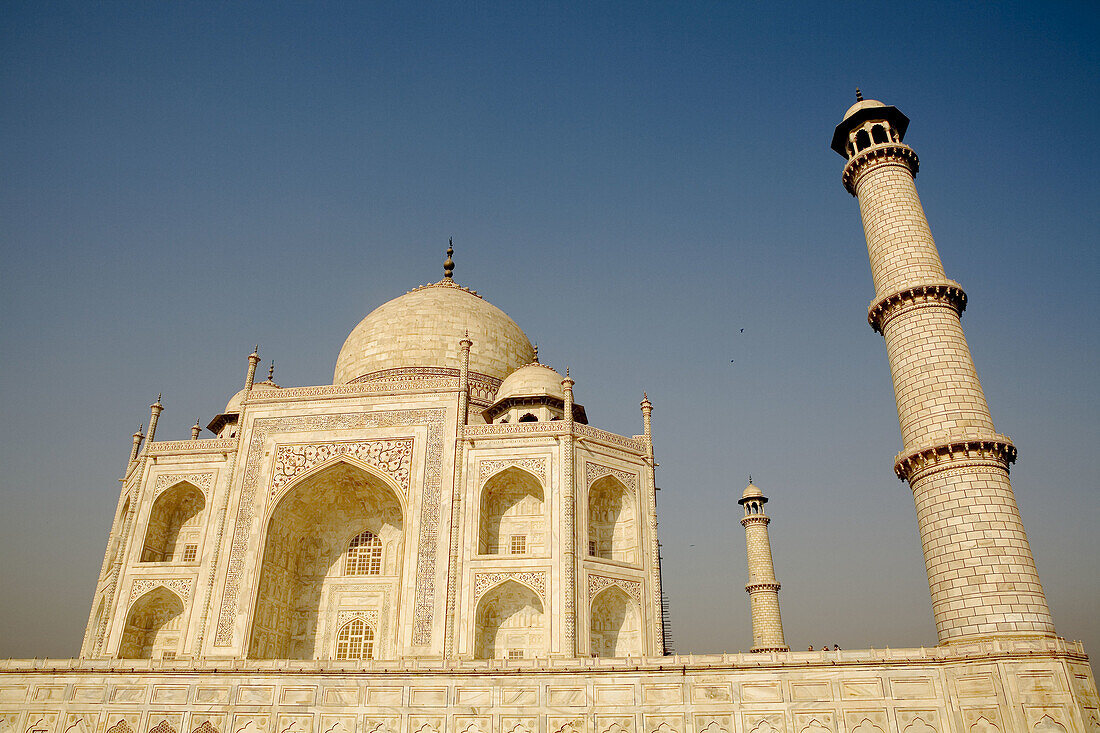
left=739, top=480, right=788, bottom=652
left=832, top=92, right=1055, bottom=643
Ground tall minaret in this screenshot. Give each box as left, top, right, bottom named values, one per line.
left=739, top=481, right=788, bottom=653
left=832, top=92, right=1055, bottom=644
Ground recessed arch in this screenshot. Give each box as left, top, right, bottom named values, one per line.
left=117, top=586, right=184, bottom=659
left=248, top=459, right=405, bottom=660
left=872, top=124, right=888, bottom=144
left=590, top=585, right=642, bottom=657
left=588, top=475, right=639, bottom=563
left=474, top=579, right=546, bottom=659
left=479, top=466, right=545, bottom=555
left=141, top=482, right=205, bottom=563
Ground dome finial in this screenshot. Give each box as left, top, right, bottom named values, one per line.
left=443, top=237, right=455, bottom=280
left=749, top=474, right=753, bottom=484
left=268, top=360, right=275, bottom=380
left=855, top=87, right=863, bottom=102
left=533, top=344, right=539, bottom=363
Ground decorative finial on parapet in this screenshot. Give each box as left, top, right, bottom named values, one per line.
left=460, top=329, right=472, bottom=348
left=533, top=344, right=539, bottom=363
left=129, top=423, right=145, bottom=463
left=268, top=360, right=275, bottom=381
left=246, top=346, right=261, bottom=391
left=191, top=419, right=202, bottom=440
left=565, top=367, right=570, bottom=378
left=444, top=237, right=455, bottom=280
left=147, top=396, right=165, bottom=443
left=855, top=87, right=863, bottom=102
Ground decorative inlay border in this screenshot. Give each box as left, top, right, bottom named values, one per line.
left=130, top=577, right=192, bottom=603
left=588, top=574, right=642, bottom=604
left=215, top=409, right=444, bottom=647
left=573, top=423, right=646, bottom=452
left=153, top=472, right=214, bottom=499
left=478, top=458, right=547, bottom=485
left=585, top=462, right=637, bottom=492
left=146, top=438, right=237, bottom=455
left=336, top=609, right=380, bottom=628
left=473, top=571, right=547, bottom=603
left=269, top=439, right=414, bottom=503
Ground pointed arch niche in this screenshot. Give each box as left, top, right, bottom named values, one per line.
left=478, top=467, right=545, bottom=555
left=140, top=483, right=205, bottom=563
left=474, top=579, right=546, bottom=659
left=590, top=586, right=641, bottom=657
left=248, top=460, right=405, bottom=660
left=588, top=475, right=638, bottom=563
left=117, top=586, right=184, bottom=659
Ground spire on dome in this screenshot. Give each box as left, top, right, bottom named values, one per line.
left=533, top=344, right=539, bottom=363
left=444, top=237, right=455, bottom=280
left=855, top=87, right=863, bottom=101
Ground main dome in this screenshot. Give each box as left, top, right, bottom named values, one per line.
left=334, top=280, right=535, bottom=385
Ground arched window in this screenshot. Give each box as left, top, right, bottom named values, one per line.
left=855, top=129, right=871, bottom=151
left=590, top=586, right=642, bottom=657
left=872, top=124, right=888, bottom=144
left=117, top=586, right=184, bottom=659
left=474, top=580, right=546, bottom=659
left=479, top=467, right=545, bottom=555
left=519, top=413, right=538, bottom=422
left=334, top=618, right=374, bottom=660
left=345, top=530, right=383, bottom=575
left=141, top=483, right=205, bottom=563
left=588, top=476, right=639, bottom=563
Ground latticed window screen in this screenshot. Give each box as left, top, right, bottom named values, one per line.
left=589, top=540, right=597, bottom=556
left=510, top=534, right=526, bottom=554
left=345, top=530, right=383, bottom=575
left=507, top=649, right=524, bottom=659
left=335, top=618, right=374, bottom=660
left=182, top=544, right=197, bottom=562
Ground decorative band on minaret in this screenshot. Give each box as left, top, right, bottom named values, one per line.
left=832, top=93, right=1055, bottom=643
left=739, top=481, right=788, bottom=653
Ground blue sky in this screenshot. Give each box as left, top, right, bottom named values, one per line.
left=1, top=1, right=1097, bottom=659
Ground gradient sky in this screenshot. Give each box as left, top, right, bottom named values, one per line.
left=1, top=1, right=1097, bottom=662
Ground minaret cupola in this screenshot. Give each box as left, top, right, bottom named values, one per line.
left=831, top=88, right=910, bottom=162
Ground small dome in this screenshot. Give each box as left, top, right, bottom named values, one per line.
left=495, top=362, right=565, bottom=403
left=842, top=97, right=886, bottom=121
left=224, top=381, right=280, bottom=414
left=739, top=482, right=767, bottom=504
left=334, top=281, right=534, bottom=385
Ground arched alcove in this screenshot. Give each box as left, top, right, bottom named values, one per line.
left=872, top=124, right=888, bottom=144
left=855, top=129, right=871, bottom=151
left=474, top=580, right=546, bottom=659
left=588, top=476, right=638, bottom=563
left=479, top=467, right=545, bottom=555
left=117, top=586, right=184, bottom=659
left=590, top=586, right=642, bottom=657
left=140, top=483, right=205, bottom=563
left=248, top=460, right=404, bottom=660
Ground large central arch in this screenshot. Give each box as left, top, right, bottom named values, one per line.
left=248, top=460, right=405, bottom=659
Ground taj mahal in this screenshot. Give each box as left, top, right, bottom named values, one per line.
left=0, top=96, right=1096, bottom=733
